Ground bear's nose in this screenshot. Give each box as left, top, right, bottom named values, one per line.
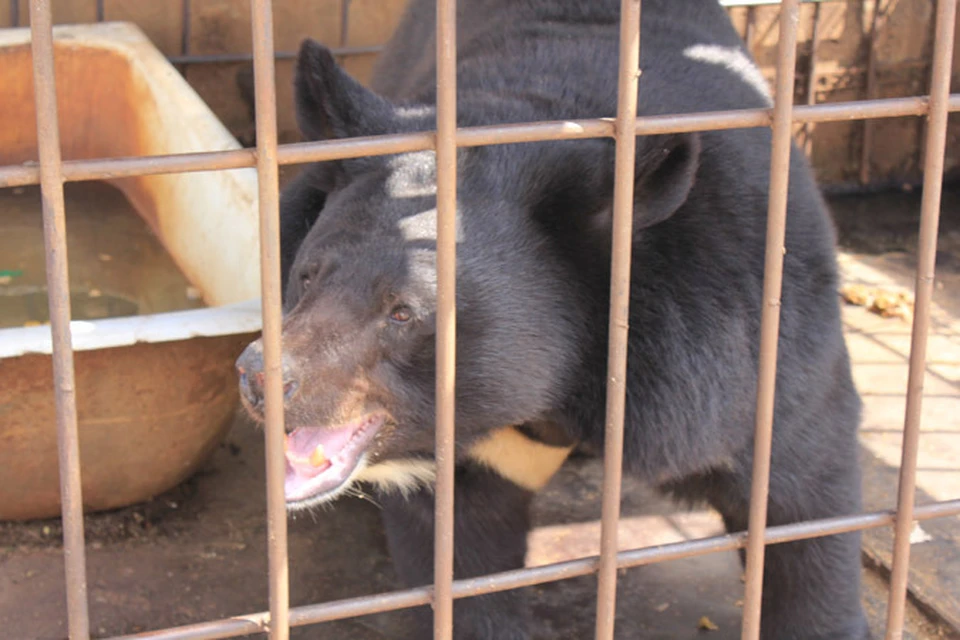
left=236, top=339, right=299, bottom=411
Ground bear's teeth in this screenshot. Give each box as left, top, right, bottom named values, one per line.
left=310, top=444, right=327, bottom=467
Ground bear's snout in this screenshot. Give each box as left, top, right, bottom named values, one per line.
left=236, top=338, right=300, bottom=414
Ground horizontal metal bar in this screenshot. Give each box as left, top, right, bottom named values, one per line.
left=108, top=499, right=960, bottom=640
left=1, top=94, right=957, bottom=190
left=166, top=45, right=383, bottom=66
left=718, top=0, right=847, bottom=5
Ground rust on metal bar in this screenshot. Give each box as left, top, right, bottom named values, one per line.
left=745, top=6, right=756, bottom=50
left=859, top=0, right=887, bottom=185
left=883, top=0, right=958, bottom=637
left=181, top=0, right=192, bottom=57
left=2, top=96, right=960, bottom=190
left=334, top=0, right=352, bottom=65
left=108, top=499, right=960, bottom=640
left=914, top=4, right=941, bottom=185
left=249, top=0, right=290, bottom=639
left=433, top=0, right=458, bottom=637
left=740, top=1, right=802, bottom=638
left=27, top=1, right=91, bottom=638
left=594, top=1, right=642, bottom=639
left=802, top=1, right=822, bottom=156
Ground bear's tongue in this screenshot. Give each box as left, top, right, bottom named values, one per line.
left=283, top=416, right=382, bottom=504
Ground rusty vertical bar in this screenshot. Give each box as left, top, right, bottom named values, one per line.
left=860, top=0, right=884, bottom=186
left=340, top=0, right=351, bottom=43
left=181, top=0, right=192, bottom=58
left=739, top=1, right=801, bottom=638
left=95, top=0, right=103, bottom=22
left=915, top=9, right=940, bottom=184
left=337, top=0, right=352, bottom=64
left=9, top=0, right=18, bottom=27
left=433, top=0, right=457, bottom=637
left=27, top=1, right=91, bottom=639
left=249, top=0, right=289, bottom=639
left=803, top=2, right=822, bottom=156
left=594, top=1, right=642, bottom=639
left=745, top=7, right=757, bottom=52
left=884, top=0, right=957, bottom=637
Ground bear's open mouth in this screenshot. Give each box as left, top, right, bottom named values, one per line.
left=284, top=413, right=385, bottom=506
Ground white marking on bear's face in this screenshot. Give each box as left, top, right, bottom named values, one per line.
left=683, top=44, right=773, bottom=106
left=397, top=207, right=465, bottom=244
left=386, top=151, right=437, bottom=199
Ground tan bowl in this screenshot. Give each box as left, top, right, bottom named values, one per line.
left=0, top=22, right=263, bottom=521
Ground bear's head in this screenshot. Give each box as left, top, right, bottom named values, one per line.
left=236, top=39, right=700, bottom=510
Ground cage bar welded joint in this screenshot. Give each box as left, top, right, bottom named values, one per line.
left=8, top=0, right=960, bottom=638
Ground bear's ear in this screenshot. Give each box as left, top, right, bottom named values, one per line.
left=294, top=38, right=398, bottom=141
left=522, top=132, right=700, bottom=234
left=631, top=132, right=701, bottom=230
left=279, top=167, right=328, bottom=300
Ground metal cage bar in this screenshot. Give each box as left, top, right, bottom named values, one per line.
left=859, top=0, right=886, bottom=186
left=181, top=0, right=192, bottom=58
left=249, top=0, right=291, bottom=639
left=883, top=0, right=958, bottom=637
left=740, top=1, right=802, bottom=636
left=802, top=1, right=822, bottom=156
left=433, top=0, right=459, bottom=637
left=2, top=95, right=957, bottom=190
left=594, top=0, right=642, bottom=638
left=27, top=1, right=91, bottom=639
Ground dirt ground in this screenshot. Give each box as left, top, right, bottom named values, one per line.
left=1, top=185, right=959, bottom=640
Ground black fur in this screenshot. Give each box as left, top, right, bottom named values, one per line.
left=380, top=463, right=536, bottom=640
left=243, top=1, right=869, bottom=637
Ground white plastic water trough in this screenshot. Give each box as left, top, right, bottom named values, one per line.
left=0, top=22, right=263, bottom=521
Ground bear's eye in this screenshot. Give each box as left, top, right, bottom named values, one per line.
left=388, top=306, right=413, bottom=324
left=300, top=272, right=313, bottom=289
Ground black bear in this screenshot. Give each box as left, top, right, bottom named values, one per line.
left=236, top=1, right=869, bottom=637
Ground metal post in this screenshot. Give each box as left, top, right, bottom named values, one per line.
left=803, top=2, right=822, bottom=156
left=594, top=0, right=642, bottom=638
left=28, top=0, right=91, bottom=638
left=434, top=0, right=458, bottom=637
left=250, top=0, right=290, bottom=638
left=883, top=0, right=958, bottom=637
left=739, top=0, right=802, bottom=637
left=860, top=0, right=885, bottom=186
